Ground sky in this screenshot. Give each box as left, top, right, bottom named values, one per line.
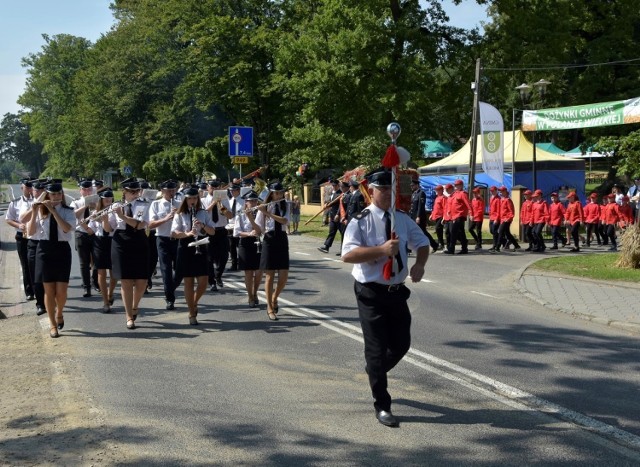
left=0, top=0, right=487, bottom=118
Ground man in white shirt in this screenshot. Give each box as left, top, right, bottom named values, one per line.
left=342, top=167, right=430, bottom=428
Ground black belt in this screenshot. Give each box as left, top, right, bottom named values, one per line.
left=75, top=231, right=91, bottom=236
left=214, top=227, right=227, bottom=232
left=361, top=281, right=405, bottom=293
left=158, top=235, right=177, bottom=241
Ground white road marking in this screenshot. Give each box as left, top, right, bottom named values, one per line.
left=470, top=291, right=498, bottom=299
left=420, top=279, right=433, bottom=283
left=226, top=280, right=640, bottom=454
left=294, top=252, right=311, bottom=256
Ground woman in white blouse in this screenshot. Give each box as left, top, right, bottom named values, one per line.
left=233, top=190, right=263, bottom=307
left=171, top=186, right=215, bottom=325
left=27, top=181, right=75, bottom=338
left=89, top=189, right=118, bottom=313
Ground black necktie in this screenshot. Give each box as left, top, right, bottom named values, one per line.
left=83, top=207, right=90, bottom=219
left=49, top=211, right=58, bottom=242
left=212, top=204, right=219, bottom=223
left=274, top=203, right=282, bottom=233
left=384, top=211, right=391, bottom=240
left=232, top=199, right=236, bottom=216
left=126, top=204, right=135, bottom=232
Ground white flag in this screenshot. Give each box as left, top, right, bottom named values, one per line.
left=479, top=102, right=504, bottom=184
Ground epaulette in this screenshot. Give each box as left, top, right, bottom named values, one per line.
left=354, top=209, right=371, bottom=221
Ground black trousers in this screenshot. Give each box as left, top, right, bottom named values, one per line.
left=16, top=233, right=33, bottom=297
left=490, top=220, right=500, bottom=249
left=27, top=239, right=45, bottom=308
left=228, top=231, right=239, bottom=267
left=323, top=218, right=341, bottom=250
left=586, top=222, right=601, bottom=245
left=570, top=222, right=581, bottom=247
left=434, top=217, right=445, bottom=246
left=208, top=228, right=230, bottom=283
left=448, top=217, right=468, bottom=253
left=148, top=230, right=158, bottom=281
left=531, top=223, right=546, bottom=250
left=523, top=224, right=533, bottom=248
left=156, top=236, right=182, bottom=303
left=498, top=220, right=519, bottom=249
left=550, top=225, right=566, bottom=247
left=469, top=220, right=483, bottom=245
left=606, top=224, right=617, bottom=247
left=354, top=281, right=411, bottom=412
left=75, top=232, right=94, bottom=288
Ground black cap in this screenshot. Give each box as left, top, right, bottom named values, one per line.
left=366, top=168, right=392, bottom=187
left=99, top=190, right=114, bottom=198
left=33, top=178, right=48, bottom=190
left=184, top=186, right=200, bottom=197
left=140, top=181, right=151, bottom=189
left=45, top=182, right=64, bottom=193
left=269, top=181, right=285, bottom=192
left=198, top=182, right=208, bottom=190
left=330, top=178, right=339, bottom=185
left=21, top=178, right=34, bottom=188
left=207, top=179, right=220, bottom=188
left=92, top=179, right=104, bottom=188
left=79, top=180, right=93, bottom=189
left=349, top=180, right=359, bottom=187
left=241, top=190, right=260, bottom=201
left=121, top=177, right=141, bottom=190
left=160, top=179, right=177, bottom=189
left=229, top=183, right=241, bottom=190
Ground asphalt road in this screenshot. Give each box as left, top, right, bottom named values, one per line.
left=37, top=228, right=640, bottom=465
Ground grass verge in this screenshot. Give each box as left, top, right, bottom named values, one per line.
left=529, top=253, right=640, bottom=283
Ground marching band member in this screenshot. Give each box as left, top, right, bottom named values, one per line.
left=520, top=190, right=534, bottom=251
left=496, top=186, right=520, bottom=251
left=487, top=186, right=501, bottom=252
left=584, top=193, right=602, bottom=247
left=26, top=181, right=75, bottom=338
left=530, top=190, right=549, bottom=252
left=106, top=178, right=150, bottom=330
left=91, top=179, right=105, bottom=290
left=203, top=179, right=232, bottom=291
left=548, top=192, right=567, bottom=250
left=444, top=179, right=472, bottom=255
left=5, top=178, right=35, bottom=301
left=227, top=182, right=244, bottom=271
left=71, top=179, right=98, bottom=297
left=18, top=180, right=47, bottom=315
left=171, top=186, right=216, bottom=325
left=234, top=190, right=263, bottom=307
left=604, top=193, right=620, bottom=251
left=258, top=181, right=290, bottom=321
left=341, top=167, right=430, bottom=427
left=428, top=185, right=445, bottom=251
left=565, top=192, right=584, bottom=252
left=469, top=187, right=484, bottom=250
left=148, top=180, right=182, bottom=310
left=89, top=189, right=118, bottom=313
left=140, top=181, right=158, bottom=293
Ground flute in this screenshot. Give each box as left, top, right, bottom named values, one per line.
left=80, top=202, right=131, bottom=224
left=244, top=199, right=283, bottom=214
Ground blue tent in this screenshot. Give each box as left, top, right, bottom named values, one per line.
left=418, top=131, right=585, bottom=210
left=421, top=140, right=453, bottom=158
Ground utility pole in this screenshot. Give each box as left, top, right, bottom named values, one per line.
left=468, top=58, right=481, bottom=196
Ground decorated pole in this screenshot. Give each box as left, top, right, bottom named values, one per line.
left=382, top=122, right=401, bottom=280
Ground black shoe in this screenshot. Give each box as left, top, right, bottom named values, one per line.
left=229, top=264, right=238, bottom=271
left=93, top=282, right=100, bottom=292
left=570, top=247, right=580, bottom=252
left=209, top=283, right=218, bottom=292
left=166, top=301, right=175, bottom=310
left=525, top=247, right=532, bottom=251
left=550, top=246, right=558, bottom=250
left=443, top=250, right=454, bottom=255
left=36, top=306, right=46, bottom=316
left=216, top=278, right=223, bottom=288
left=474, top=244, right=482, bottom=250
left=317, top=246, right=329, bottom=253
left=26, top=294, right=35, bottom=301
left=457, top=250, right=468, bottom=255
left=375, top=410, right=399, bottom=427
left=83, top=288, right=91, bottom=298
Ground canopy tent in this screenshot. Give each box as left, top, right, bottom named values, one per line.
left=536, top=142, right=566, bottom=154
left=562, top=145, right=610, bottom=159
left=421, top=140, right=453, bottom=158
left=418, top=130, right=585, bottom=209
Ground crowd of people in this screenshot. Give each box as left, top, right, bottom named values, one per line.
left=5, top=176, right=292, bottom=335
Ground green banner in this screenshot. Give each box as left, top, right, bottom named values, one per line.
left=522, top=97, right=640, bottom=131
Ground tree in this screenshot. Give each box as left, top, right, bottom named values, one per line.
left=18, top=34, right=92, bottom=177
left=0, top=113, right=46, bottom=176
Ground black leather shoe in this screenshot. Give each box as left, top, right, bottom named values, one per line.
left=216, top=278, right=223, bottom=288
left=36, top=306, right=46, bottom=316
left=83, top=288, right=91, bottom=298
left=209, top=283, right=218, bottom=292
left=376, top=410, right=399, bottom=427
left=27, top=294, right=35, bottom=301
left=317, top=246, right=329, bottom=253
left=166, top=301, right=175, bottom=310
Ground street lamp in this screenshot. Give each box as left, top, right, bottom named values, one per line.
left=515, top=79, right=551, bottom=189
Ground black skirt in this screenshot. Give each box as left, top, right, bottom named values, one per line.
left=35, top=240, right=72, bottom=283
left=259, top=231, right=289, bottom=270
left=111, top=229, right=149, bottom=280
left=177, top=237, right=209, bottom=278
left=93, top=235, right=113, bottom=270
left=238, top=236, right=261, bottom=270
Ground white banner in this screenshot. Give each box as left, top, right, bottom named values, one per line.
left=479, top=102, right=504, bottom=184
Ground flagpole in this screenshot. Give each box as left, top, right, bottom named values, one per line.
left=468, top=58, right=481, bottom=195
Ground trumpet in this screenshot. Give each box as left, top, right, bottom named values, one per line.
left=80, top=202, right=131, bottom=224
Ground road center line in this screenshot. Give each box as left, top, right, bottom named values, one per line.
left=227, top=280, right=640, bottom=453
left=470, top=291, right=498, bottom=299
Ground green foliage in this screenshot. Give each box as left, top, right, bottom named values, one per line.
left=0, top=113, right=46, bottom=176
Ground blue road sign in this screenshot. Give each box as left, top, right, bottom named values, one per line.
left=123, top=166, right=132, bottom=175
left=228, top=126, right=253, bottom=157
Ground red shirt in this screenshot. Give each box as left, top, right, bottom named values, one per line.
left=430, top=194, right=445, bottom=220
left=449, top=190, right=472, bottom=219
left=600, top=202, right=608, bottom=222
left=498, top=197, right=515, bottom=223
left=565, top=200, right=584, bottom=225
left=489, top=195, right=500, bottom=221
left=520, top=199, right=533, bottom=224
left=531, top=200, right=549, bottom=224
left=471, top=198, right=485, bottom=222
left=604, top=202, right=620, bottom=225
left=583, top=202, right=601, bottom=224
left=548, top=201, right=565, bottom=227
left=619, top=204, right=634, bottom=224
